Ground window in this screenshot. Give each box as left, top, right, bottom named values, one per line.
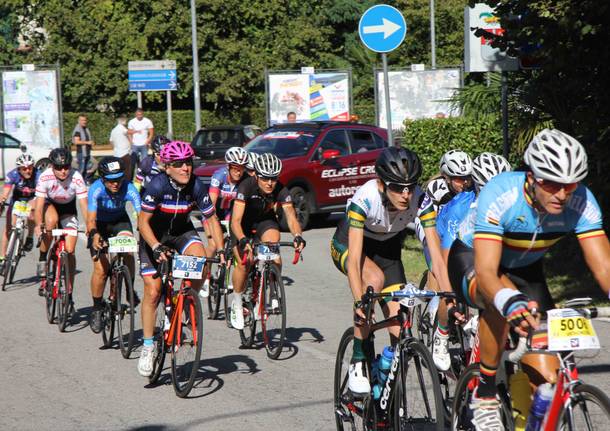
left=315, top=130, right=349, bottom=160
left=0, top=133, right=21, bottom=148
left=349, top=130, right=381, bottom=153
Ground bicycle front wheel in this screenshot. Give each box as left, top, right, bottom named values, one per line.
left=170, top=287, right=203, bottom=398
left=116, top=266, right=136, bottom=358
left=1, top=231, right=17, bottom=290
left=262, top=264, right=286, bottom=359
left=44, top=256, right=56, bottom=324
left=101, top=299, right=115, bottom=348
left=8, top=233, right=22, bottom=284
left=148, top=298, right=167, bottom=385
left=557, top=383, right=610, bottom=430
left=57, top=255, right=72, bottom=332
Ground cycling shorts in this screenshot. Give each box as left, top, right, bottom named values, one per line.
left=330, top=231, right=406, bottom=288
left=90, top=215, right=133, bottom=258
left=44, top=200, right=78, bottom=230
left=230, top=218, right=279, bottom=246
left=447, top=239, right=554, bottom=311
left=139, top=230, right=203, bottom=277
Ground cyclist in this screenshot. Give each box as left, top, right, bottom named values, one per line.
left=330, top=147, right=422, bottom=394
left=134, top=135, right=168, bottom=194
left=137, top=140, right=225, bottom=377
left=229, top=153, right=305, bottom=330
left=0, top=154, right=38, bottom=272
left=448, top=129, right=610, bottom=430
left=416, top=149, right=472, bottom=371
left=86, top=157, right=142, bottom=333
left=245, top=152, right=258, bottom=177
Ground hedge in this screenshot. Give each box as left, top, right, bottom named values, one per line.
left=402, top=117, right=504, bottom=181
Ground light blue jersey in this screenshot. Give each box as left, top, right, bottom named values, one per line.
left=437, top=190, right=476, bottom=251
left=88, top=179, right=141, bottom=222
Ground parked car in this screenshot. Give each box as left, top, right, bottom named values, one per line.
left=194, top=121, right=389, bottom=229
left=0, top=131, right=53, bottom=179
left=191, top=125, right=262, bottom=166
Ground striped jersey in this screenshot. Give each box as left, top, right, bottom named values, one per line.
left=209, top=166, right=240, bottom=220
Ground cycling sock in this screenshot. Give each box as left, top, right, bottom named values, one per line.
left=93, top=296, right=103, bottom=309
left=436, top=322, right=449, bottom=337
left=39, top=250, right=47, bottom=261
left=352, top=338, right=366, bottom=362
left=476, top=362, right=498, bottom=398
left=143, top=337, right=154, bottom=347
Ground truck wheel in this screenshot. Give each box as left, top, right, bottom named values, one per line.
left=280, top=186, right=311, bottom=231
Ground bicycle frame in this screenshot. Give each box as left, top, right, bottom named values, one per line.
left=48, top=233, right=70, bottom=300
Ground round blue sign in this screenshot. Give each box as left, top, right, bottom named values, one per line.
left=358, top=5, right=407, bottom=53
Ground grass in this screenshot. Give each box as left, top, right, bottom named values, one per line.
left=401, top=234, right=429, bottom=285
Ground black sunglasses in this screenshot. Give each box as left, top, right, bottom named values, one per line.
left=53, top=164, right=71, bottom=171
left=259, top=175, right=278, bottom=182
left=386, top=182, right=416, bottom=194
left=167, top=159, right=193, bottom=168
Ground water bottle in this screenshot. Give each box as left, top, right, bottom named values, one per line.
left=510, top=370, right=532, bottom=431
left=372, top=346, right=394, bottom=399
left=525, top=383, right=554, bottom=431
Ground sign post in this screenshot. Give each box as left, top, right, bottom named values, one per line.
left=359, top=5, right=407, bottom=146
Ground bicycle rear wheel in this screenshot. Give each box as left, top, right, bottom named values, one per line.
left=148, top=297, right=167, bottom=384
left=557, top=383, right=610, bottom=430
left=57, top=255, right=72, bottom=332
left=1, top=231, right=17, bottom=290
left=262, top=263, right=286, bottom=359
left=207, top=263, right=224, bottom=320
left=171, top=287, right=203, bottom=398
left=223, top=258, right=233, bottom=326
left=116, top=266, right=136, bottom=358
left=101, top=299, right=115, bottom=348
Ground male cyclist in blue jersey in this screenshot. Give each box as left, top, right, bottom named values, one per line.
left=87, top=157, right=142, bottom=333
left=134, top=135, right=168, bottom=194
left=448, top=129, right=610, bottom=430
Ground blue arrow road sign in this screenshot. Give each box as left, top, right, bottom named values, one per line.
left=128, top=66, right=177, bottom=92
left=358, top=5, right=407, bottom=53
left=129, top=80, right=177, bottom=91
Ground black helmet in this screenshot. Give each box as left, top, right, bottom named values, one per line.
left=375, top=147, right=421, bottom=185
left=151, top=135, right=170, bottom=153
left=49, top=147, right=72, bottom=166
left=98, top=156, right=125, bottom=180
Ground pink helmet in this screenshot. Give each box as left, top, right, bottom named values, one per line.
left=160, top=140, right=194, bottom=163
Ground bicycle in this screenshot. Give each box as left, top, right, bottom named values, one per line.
left=334, top=285, right=454, bottom=431
left=39, top=227, right=78, bottom=332
left=1, top=201, right=32, bottom=290
left=94, top=235, right=139, bottom=358
left=451, top=297, right=610, bottom=431
left=148, top=251, right=220, bottom=398
left=206, top=220, right=232, bottom=321
left=238, top=240, right=302, bottom=359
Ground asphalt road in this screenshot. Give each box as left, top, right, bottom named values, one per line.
left=2, top=214, right=610, bottom=430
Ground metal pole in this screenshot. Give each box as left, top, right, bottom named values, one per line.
left=501, top=71, right=509, bottom=158
left=430, top=0, right=436, bottom=69
left=382, top=53, right=393, bottom=145
left=137, top=91, right=142, bottom=109
left=190, top=0, right=202, bottom=130
left=166, top=90, right=173, bottom=139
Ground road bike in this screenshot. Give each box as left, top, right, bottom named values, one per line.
left=452, top=297, right=610, bottom=431
left=206, top=220, right=232, bottom=321
left=238, top=240, right=301, bottom=359
left=334, top=285, right=454, bottom=431
left=148, top=251, right=220, bottom=398
left=1, top=201, right=32, bottom=290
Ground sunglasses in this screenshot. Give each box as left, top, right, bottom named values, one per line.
left=449, top=176, right=471, bottom=184
left=386, top=182, right=416, bottom=194
left=104, top=177, right=123, bottom=184
left=167, top=159, right=193, bottom=169
left=53, top=164, right=70, bottom=171
left=19, top=165, right=34, bottom=171
left=536, top=179, right=578, bottom=194
left=259, top=176, right=278, bottom=183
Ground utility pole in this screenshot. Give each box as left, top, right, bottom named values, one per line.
left=430, top=0, right=436, bottom=69
left=190, top=0, right=202, bottom=130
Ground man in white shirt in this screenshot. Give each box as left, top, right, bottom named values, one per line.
left=127, top=108, right=154, bottom=177
left=109, top=115, right=133, bottom=180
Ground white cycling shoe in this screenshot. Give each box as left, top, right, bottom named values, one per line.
left=469, top=392, right=504, bottom=431
left=432, top=335, right=451, bottom=371
left=230, top=298, right=244, bottom=330
left=199, top=279, right=210, bottom=299
left=138, top=344, right=156, bottom=377
left=348, top=361, right=371, bottom=395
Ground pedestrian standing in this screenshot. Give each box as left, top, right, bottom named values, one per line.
left=127, top=108, right=154, bottom=176
left=109, top=115, right=133, bottom=180
left=72, top=114, right=94, bottom=180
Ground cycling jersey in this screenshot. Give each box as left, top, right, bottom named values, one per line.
left=234, top=176, right=292, bottom=234
left=415, top=177, right=455, bottom=242
left=141, top=173, right=214, bottom=237
left=4, top=168, right=39, bottom=202
left=35, top=168, right=87, bottom=204
left=461, top=171, right=603, bottom=268
left=335, top=179, right=422, bottom=244
left=437, top=190, right=476, bottom=251
left=209, top=166, right=240, bottom=220
left=135, top=155, right=162, bottom=191
left=88, top=178, right=142, bottom=223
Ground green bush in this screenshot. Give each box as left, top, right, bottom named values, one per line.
left=402, top=117, right=504, bottom=181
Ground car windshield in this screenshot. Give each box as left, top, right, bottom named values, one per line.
left=197, top=129, right=242, bottom=148
left=244, top=131, right=319, bottom=158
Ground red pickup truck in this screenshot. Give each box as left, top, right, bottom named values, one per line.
left=193, top=121, right=389, bottom=229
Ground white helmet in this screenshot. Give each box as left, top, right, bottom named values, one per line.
left=524, top=128, right=588, bottom=183
left=426, top=177, right=450, bottom=204
left=440, top=150, right=472, bottom=177
left=16, top=153, right=35, bottom=167
left=224, top=146, right=248, bottom=165
left=472, top=153, right=512, bottom=188
left=246, top=152, right=259, bottom=171
left=254, top=153, right=282, bottom=177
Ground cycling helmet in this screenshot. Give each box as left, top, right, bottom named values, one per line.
left=254, top=153, right=282, bottom=177
left=375, top=147, right=422, bottom=185
left=225, top=146, right=248, bottom=166
left=425, top=177, right=450, bottom=203
left=472, top=153, right=512, bottom=189
left=151, top=135, right=170, bottom=153
left=16, top=153, right=35, bottom=167
left=159, top=140, right=194, bottom=163
left=440, top=150, right=472, bottom=177
left=246, top=152, right=259, bottom=171
left=49, top=147, right=72, bottom=166
left=524, top=128, right=588, bottom=183
left=98, top=156, right=125, bottom=180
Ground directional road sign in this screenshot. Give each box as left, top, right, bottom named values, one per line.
left=358, top=5, right=407, bottom=53
left=128, top=60, right=177, bottom=92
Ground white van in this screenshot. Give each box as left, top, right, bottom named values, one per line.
left=0, top=131, right=51, bottom=179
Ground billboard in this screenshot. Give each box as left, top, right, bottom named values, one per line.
left=376, top=68, right=461, bottom=130
left=1, top=69, right=62, bottom=150
left=267, top=71, right=350, bottom=125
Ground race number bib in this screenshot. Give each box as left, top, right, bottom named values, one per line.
left=172, top=255, right=206, bottom=279
left=547, top=308, right=600, bottom=351
left=256, top=244, right=280, bottom=261
left=12, top=201, right=30, bottom=218
left=108, top=236, right=137, bottom=253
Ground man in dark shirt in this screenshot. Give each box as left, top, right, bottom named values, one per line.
left=72, top=114, right=94, bottom=181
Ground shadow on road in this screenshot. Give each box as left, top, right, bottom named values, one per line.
left=285, top=326, right=325, bottom=344
left=61, top=305, right=92, bottom=333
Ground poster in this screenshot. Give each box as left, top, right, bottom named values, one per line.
left=2, top=70, right=61, bottom=150
left=268, top=72, right=350, bottom=125
left=376, top=68, right=461, bottom=130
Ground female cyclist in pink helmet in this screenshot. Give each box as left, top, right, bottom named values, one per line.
left=159, top=140, right=194, bottom=163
